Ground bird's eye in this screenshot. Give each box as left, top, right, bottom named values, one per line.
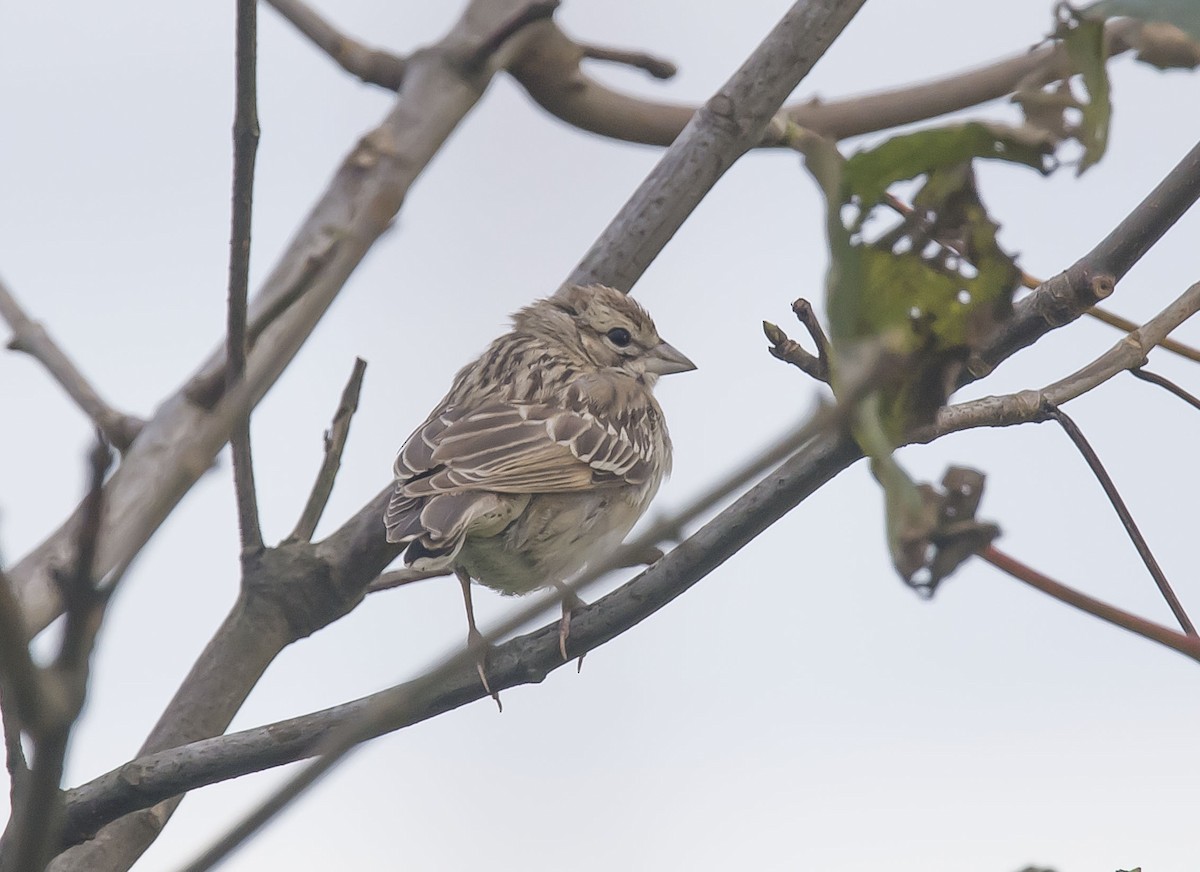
left=606, top=327, right=632, bottom=348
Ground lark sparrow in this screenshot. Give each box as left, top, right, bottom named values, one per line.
left=385, top=284, right=694, bottom=699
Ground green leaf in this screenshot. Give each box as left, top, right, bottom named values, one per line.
left=841, top=123, right=1053, bottom=214
left=796, top=124, right=1037, bottom=585
left=1059, top=11, right=1112, bottom=174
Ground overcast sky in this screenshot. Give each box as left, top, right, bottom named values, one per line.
left=3, top=1, right=1199, bottom=870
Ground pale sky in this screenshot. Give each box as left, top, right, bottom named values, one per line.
left=2, top=1, right=1199, bottom=870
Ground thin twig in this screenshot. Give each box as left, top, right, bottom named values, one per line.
left=1041, top=402, right=1195, bottom=636
left=1088, top=306, right=1200, bottom=364
left=228, top=0, right=264, bottom=553
left=764, top=299, right=831, bottom=383
left=1129, top=367, right=1200, bottom=411
left=579, top=43, right=677, bottom=78
left=0, top=277, right=144, bottom=452
left=263, top=0, right=407, bottom=89
left=365, top=567, right=451, bottom=594
left=287, top=358, right=368, bottom=543
left=980, top=545, right=1200, bottom=662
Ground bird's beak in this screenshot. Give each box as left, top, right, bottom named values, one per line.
left=644, top=341, right=697, bottom=375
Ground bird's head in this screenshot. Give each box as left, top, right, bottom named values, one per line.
left=516, top=284, right=696, bottom=385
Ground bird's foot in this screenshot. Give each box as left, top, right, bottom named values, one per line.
left=556, top=585, right=587, bottom=672
left=467, top=626, right=502, bottom=712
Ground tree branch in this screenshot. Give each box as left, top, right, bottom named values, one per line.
left=566, top=0, right=869, bottom=291
left=926, top=280, right=1200, bottom=439
left=1090, top=305, right=1200, bottom=364
left=971, top=139, right=1200, bottom=382
left=506, top=16, right=1141, bottom=148
left=1042, top=402, right=1195, bottom=635
left=1129, top=366, right=1200, bottom=410
left=229, top=0, right=264, bottom=553
left=261, top=0, right=1145, bottom=155
left=286, top=357, right=367, bottom=543
left=981, top=546, right=1200, bottom=663
left=365, top=567, right=450, bottom=594
left=0, top=278, right=144, bottom=452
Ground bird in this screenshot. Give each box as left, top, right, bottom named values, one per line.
left=384, top=283, right=695, bottom=704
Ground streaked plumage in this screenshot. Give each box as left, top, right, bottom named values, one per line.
left=384, top=284, right=694, bottom=689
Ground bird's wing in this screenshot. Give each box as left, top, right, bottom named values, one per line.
left=394, top=392, right=658, bottom=498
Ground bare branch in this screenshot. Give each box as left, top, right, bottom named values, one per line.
left=1042, top=402, right=1195, bottom=635
left=511, top=19, right=1140, bottom=148
left=263, top=0, right=1142, bottom=157
left=229, top=0, right=264, bottom=553
left=366, top=567, right=451, bottom=594
left=780, top=19, right=1142, bottom=141
left=262, top=0, right=407, bottom=89
left=566, top=0, right=869, bottom=292
left=287, top=358, right=367, bottom=543
left=981, top=546, right=1200, bottom=663
left=579, top=42, right=677, bottom=79
left=764, top=298, right=831, bottom=383
left=972, top=138, right=1200, bottom=382
left=1090, top=305, right=1200, bottom=364
left=0, top=278, right=144, bottom=452
left=1129, top=367, right=1200, bottom=410
left=927, top=280, right=1200, bottom=439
